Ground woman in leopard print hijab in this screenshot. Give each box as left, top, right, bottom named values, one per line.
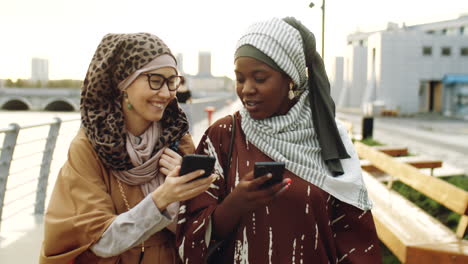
left=40, top=33, right=216, bottom=264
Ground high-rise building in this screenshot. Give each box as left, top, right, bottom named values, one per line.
left=31, top=57, right=49, bottom=83
left=198, top=52, right=212, bottom=76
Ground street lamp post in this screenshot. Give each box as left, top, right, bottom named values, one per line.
left=309, top=1, right=326, bottom=60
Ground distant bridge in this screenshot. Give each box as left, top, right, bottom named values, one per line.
left=0, top=87, right=80, bottom=111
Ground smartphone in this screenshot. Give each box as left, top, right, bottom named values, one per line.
left=254, top=161, right=285, bottom=188
left=179, top=154, right=216, bottom=180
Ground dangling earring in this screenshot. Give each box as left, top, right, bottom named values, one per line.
left=124, top=92, right=133, bottom=110
left=288, top=82, right=295, bottom=100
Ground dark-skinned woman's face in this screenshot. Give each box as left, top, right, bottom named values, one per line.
left=235, top=57, right=293, bottom=120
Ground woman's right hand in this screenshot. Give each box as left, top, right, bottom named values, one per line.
left=223, top=171, right=290, bottom=215
left=212, top=171, right=290, bottom=239
left=151, top=166, right=217, bottom=211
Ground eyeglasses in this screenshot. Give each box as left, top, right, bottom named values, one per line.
left=142, top=73, right=185, bottom=91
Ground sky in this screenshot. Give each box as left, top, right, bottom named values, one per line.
left=1, top=0, right=467, bottom=80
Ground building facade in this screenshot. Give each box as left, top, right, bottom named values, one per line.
left=335, top=14, right=468, bottom=118
left=442, top=74, right=468, bottom=117
left=197, top=52, right=212, bottom=77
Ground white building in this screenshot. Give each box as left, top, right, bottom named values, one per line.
left=329, top=56, right=344, bottom=103
left=31, top=57, right=49, bottom=83
left=336, top=14, right=468, bottom=117
left=198, top=51, right=212, bottom=77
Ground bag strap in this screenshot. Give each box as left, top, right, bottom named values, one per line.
left=203, top=114, right=236, bottom=264
left=227, top=114, right=236, bottom=170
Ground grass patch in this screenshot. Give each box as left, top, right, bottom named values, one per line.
left=390, top=175, right=468, bottom=239
left=444, top=175, right=468, bottom=191
left=360, top=137, right=384, bottom=146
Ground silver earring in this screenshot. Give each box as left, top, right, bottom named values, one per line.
left=288, top=82, right=295, bottom=100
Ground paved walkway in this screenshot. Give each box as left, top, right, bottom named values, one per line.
left=0, top=100, right=242, bottom=264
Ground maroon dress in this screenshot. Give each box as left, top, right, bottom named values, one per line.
left=177, top=113, right=382, bottom=264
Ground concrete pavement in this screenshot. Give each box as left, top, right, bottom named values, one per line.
left=337, top=110, right=468, bottom=175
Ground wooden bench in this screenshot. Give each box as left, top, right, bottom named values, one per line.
left=355, top=141, right=468, bottom=263
left=374, top=146, right=408, bottom=157
left=381, top=109, right=399, bottom=116
left=361, top=153, right=443, bottom=176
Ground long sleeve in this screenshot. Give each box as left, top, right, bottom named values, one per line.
left=90, top=195, right=174, bottom=257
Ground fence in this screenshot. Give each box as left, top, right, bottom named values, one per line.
left=0, top=118, right=81, bottom=228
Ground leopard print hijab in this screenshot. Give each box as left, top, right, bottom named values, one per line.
left=80, top=33, right=189, bottom=170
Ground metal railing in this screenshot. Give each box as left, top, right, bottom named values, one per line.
left=0, top=118, right=80, bottom=226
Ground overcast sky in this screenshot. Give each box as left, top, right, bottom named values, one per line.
left=1, top=0, right=467, bottom=80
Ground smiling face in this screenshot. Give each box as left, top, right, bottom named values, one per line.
left=123, top=66, right=177, bottom=135
left=235, top=56, right=294, bottom=120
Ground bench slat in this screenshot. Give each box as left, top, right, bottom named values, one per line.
left=356, top=142, right=468, bottom=215
left=363, top=171, right=468, bottom=263
left=406, top=243, right=468, bottom=264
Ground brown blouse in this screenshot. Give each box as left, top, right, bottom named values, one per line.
left=39, top=129, right=194, bottom=264
left=177, top=113, right=382, bottom=263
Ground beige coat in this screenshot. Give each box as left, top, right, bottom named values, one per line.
left=39, top=129, right=194, bottom=264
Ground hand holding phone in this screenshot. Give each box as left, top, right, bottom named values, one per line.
left=179, top=154, right=216, bottom=180
left=254, top=161, right=285, bottom=188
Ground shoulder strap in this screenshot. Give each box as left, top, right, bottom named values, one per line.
left=203, top=114, right=237, bottom=264
left=226, top=114, right=236, bottom=171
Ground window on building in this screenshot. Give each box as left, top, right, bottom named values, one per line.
left=461, top=26, right=465, bottom=35
left=457, top=95, right=468, bottom=106
left=426, top=30, right=435, bottom=34
left=442, top=28, right=447, bottom=34
left=441, top=47, right=451, bottom=56
left=447, top=28, right=457, bottom=35
left=461, top=47, right=468, bottom=56
left=422, top=46, right=432, bottom=56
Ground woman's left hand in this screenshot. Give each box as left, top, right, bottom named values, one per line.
left=159, top=148, right=182, bottom=176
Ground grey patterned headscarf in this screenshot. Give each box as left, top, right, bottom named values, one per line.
left=235, top=17, right=349, bottom=176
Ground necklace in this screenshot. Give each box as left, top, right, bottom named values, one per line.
left=117, top=179, right=145, bottom=264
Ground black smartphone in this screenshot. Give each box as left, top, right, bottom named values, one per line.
left=254, top=161, right=285, bottom=188
left=179, top=154, right=216, bottom=180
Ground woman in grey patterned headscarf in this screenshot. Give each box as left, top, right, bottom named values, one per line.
left=177, top=18, right=382, bottom=263
left=40, top=33, right=216, bottom=264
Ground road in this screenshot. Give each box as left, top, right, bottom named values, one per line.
left=337, top=111, right=468, bottom=175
